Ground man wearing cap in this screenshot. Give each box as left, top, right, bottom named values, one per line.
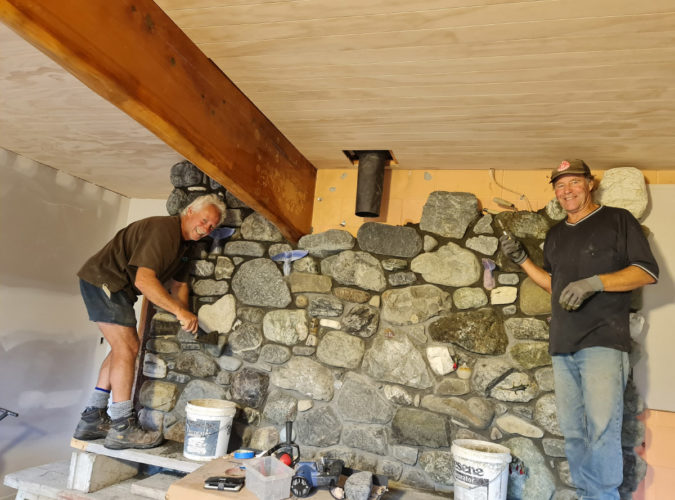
left=500, top=159, right=658, bottom=499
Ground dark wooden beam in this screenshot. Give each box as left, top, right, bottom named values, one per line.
left=0, top=0, right=316, bottom=242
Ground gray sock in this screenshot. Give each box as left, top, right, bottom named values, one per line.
left=109, top=400, right=134, bottom=421
left=86, top=387, right=110, bottom=409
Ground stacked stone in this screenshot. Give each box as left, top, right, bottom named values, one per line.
left=141, top=161, right=649, bottom=499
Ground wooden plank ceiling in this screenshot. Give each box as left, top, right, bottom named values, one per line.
left=2, top=0, right=675, bottom=217
left=158, top=0, right=675, bottom=171
left=0, top=0, right=315, bottom=241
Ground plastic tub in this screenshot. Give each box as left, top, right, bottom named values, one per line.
left=451, top=439, right=511, bottom=500
left=183, top=399, right=237, bottom=461
left=245, top=456, right=293, bottom=500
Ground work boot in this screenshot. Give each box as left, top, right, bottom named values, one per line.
left=73, top=407, right=111, bottom=441
left=103, top=414, right=164, bottom=450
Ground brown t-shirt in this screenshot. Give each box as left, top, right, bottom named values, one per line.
left=78, top=215, right=190, bottom=298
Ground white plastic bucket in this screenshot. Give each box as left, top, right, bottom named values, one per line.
left=183, top=399, right=237, bottom=461
left=451, top=439, right=511, bottom=500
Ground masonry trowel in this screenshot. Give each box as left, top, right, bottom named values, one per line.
left=195, top=319, right=220, bottom=345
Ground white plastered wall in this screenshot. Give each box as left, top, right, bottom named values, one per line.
left=0, top=149, right=167, bottom=499
left=635, top=185, right=675, bottom=412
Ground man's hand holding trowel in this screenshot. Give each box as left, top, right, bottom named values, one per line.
left=497, top=219, right=528, bottom=265
left=499, top=231, right=528, bottom=265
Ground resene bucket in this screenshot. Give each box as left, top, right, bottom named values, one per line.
left=183, top=399, right=237, bottom=461
left=451, top=439, right=511, bottom=500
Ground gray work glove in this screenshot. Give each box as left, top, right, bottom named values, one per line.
left=499, top=232, right=527, bottom=265
left=559, top=275, right=604, bottom=311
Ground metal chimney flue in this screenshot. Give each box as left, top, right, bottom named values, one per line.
left=355, top=150, right=388, bottom=217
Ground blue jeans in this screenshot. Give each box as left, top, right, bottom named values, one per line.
left=552, top=347, right=629, bottom=500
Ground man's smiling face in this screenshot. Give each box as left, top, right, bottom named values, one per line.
left=181, top=204, right=221, bottom=241
left=553, top=174, right=594, bottom=217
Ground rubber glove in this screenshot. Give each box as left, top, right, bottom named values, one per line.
left=559, top=275, right=604, bottom=311
left=499, top=232, right=527, bottom=265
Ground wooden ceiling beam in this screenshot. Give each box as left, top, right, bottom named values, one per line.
left=0, top=0, right=316, bottom=242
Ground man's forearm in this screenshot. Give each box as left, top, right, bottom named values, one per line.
left=135, top=268, right=187, bottom=317
left=598, top=265, right=656, bottom=292
left=135, top=268, right=198, bottom=332
left=170, top=281, right=190, bottom=309
left=519, top=258, right=552, bottom=294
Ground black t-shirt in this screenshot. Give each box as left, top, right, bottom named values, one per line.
left=543, top=206, right=658, bottom=354
left=78, top=216, right=190, bottom=298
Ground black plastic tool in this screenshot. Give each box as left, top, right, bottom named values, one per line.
left=260, top=421, right=300, bottom=467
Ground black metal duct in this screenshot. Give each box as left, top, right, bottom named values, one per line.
left=355, top=151, right=387, bottom=217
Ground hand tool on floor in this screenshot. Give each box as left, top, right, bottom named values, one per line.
left=0, top=407, right=18, bottom=422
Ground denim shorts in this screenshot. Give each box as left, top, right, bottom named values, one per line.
left=80, top=279, right=137, bottom=327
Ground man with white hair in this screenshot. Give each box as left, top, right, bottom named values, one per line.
left=74, top=194, right=226, bottom=449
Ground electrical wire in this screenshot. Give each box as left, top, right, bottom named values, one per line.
left=489, top=169, right=533, bottom=211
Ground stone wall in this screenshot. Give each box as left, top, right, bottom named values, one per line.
left=139, top=161, right=649, bottom=499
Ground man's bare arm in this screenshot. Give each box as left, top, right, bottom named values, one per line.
left=170, top=280, right=190, bottom=308
left=519, top=258, right=552, bottom=294
left=135, top=267, right=198, bottom=332
left=598, top=265, right=656, bottom=292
